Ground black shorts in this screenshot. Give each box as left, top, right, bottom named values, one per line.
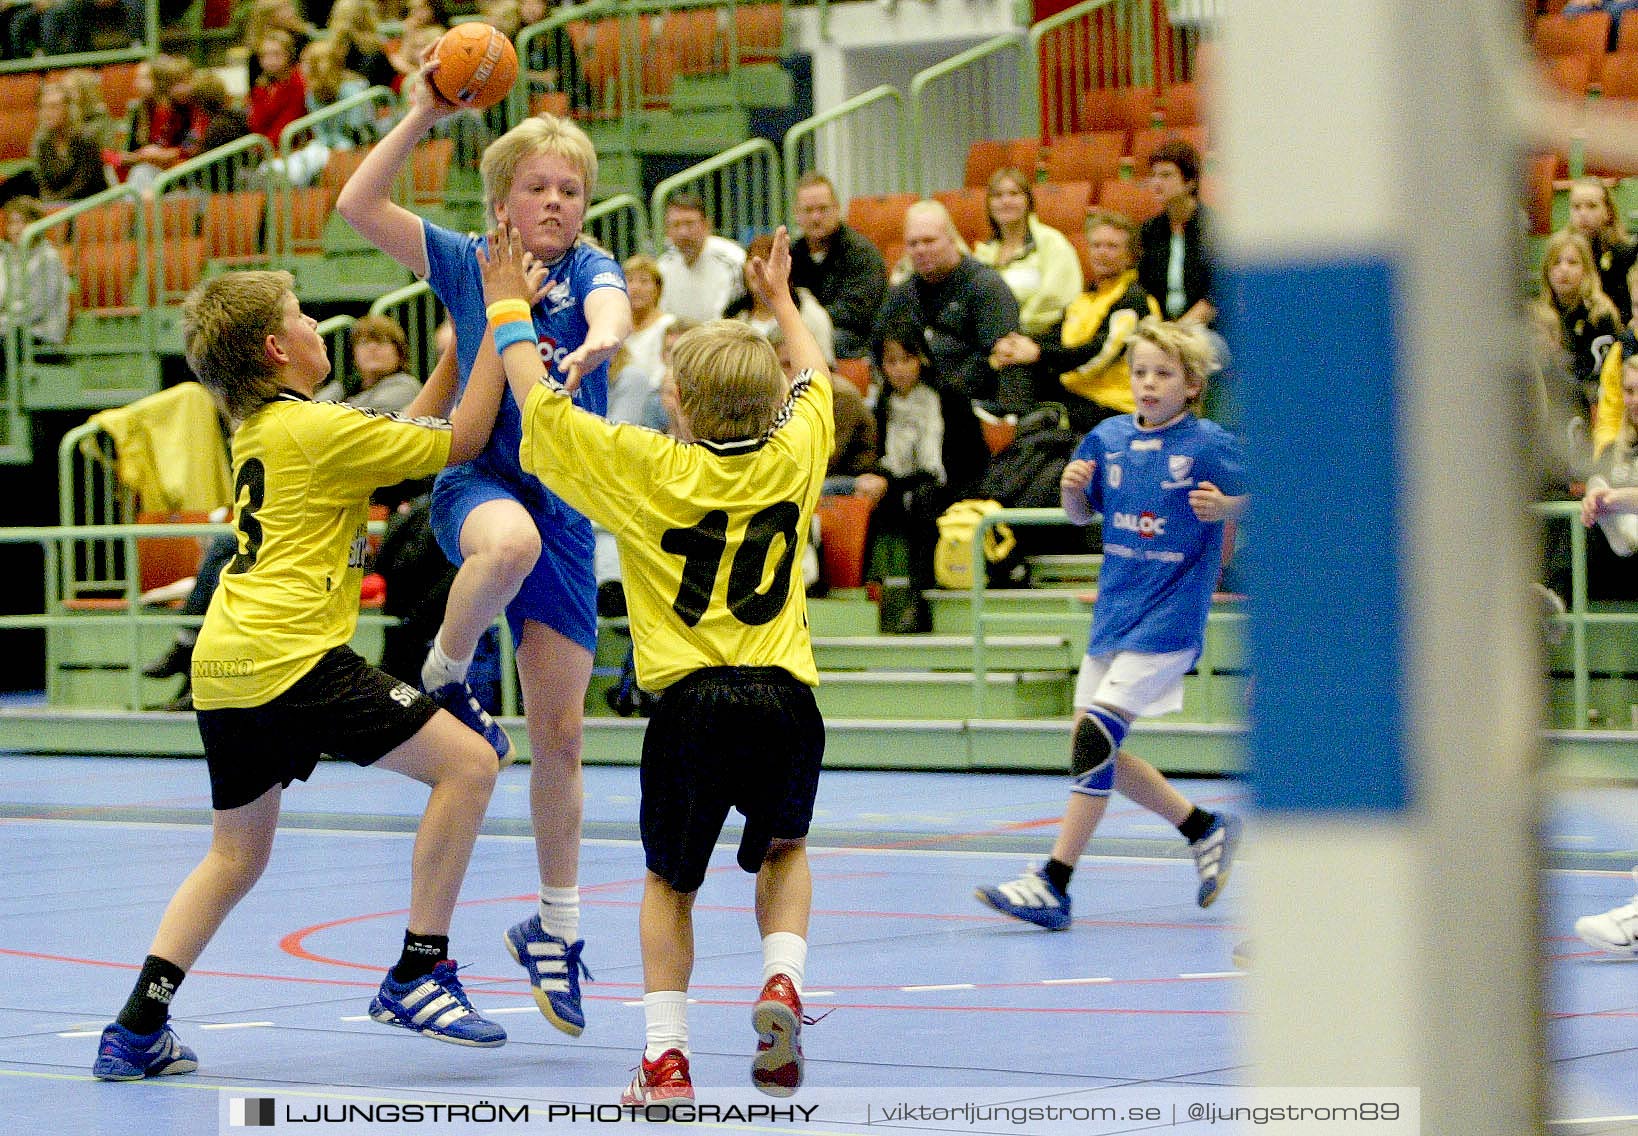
left=196, top=645, right=438, bottom=811
left=640, top=666, right=824, bottom=893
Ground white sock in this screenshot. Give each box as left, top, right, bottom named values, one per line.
left=642, top=990, right=688, bottom=1060
left=421, top=630, right=472, bottom=690
left=761, top=931, right=807, bottom=992
left=539, top=886, right=580, bottom=943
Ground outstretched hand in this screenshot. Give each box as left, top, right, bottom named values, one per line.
left=476, top=224, right=533, bottom=308
left=745, top=225, right=792, bottom=309
left=407, top=44, right=461, bottom=120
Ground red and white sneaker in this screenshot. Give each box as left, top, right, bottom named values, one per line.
left=621, top=1048, right=694, bottom=1112
left=751, top=974, right=804, bottom=1097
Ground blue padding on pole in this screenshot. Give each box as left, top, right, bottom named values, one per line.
left=1221, top=254, right=1410, bottom=812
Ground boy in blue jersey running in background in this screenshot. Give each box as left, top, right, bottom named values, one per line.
left=977, top=317, right=1247, bottom=930
left=337, top=56, right=632, bottom=1037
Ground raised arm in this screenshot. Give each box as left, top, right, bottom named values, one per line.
left=402, top=339, right=459, bottom=419
left=749, top=226, right=826, bottom=379
left=334, top=61, right=459, bottom=276
left=444, top=326, right=506, bottom=464
left=477, top=226, right=552, bottom=410
left=562, top=283, right=633, bottom=389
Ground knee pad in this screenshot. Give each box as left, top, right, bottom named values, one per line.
left=1069, top=708, right=1127, bottom=796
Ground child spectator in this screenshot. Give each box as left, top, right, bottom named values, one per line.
left=0, top=197, right=70, bottom=345
left=248, top=31, right=308, bottom=145
left=59, top=68, right=123, bottom=154
left=32, top=80, right=109, bottom=203
left=182, top=72, right=251, bottom=160
left=91, top=268, right=509, bottom=1081
left=238, top=0, right=314, bottom=90
left=976, top=317, right=1246, bottom=930
left=116, top=55, right=194, bottom=190
left=328, top=0, right=398, bottom=90
left=480, top=222, right=829, bottom=1106
left=1534, top=229, right=1623, bottom=414
left=1564, top=178, right=1638, bottom=323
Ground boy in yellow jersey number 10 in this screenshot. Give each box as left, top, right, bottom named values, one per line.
left=480, top=224, right=830, bottom=1109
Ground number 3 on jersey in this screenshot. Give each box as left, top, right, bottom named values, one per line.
left=226, top=458, right=267, bottom=574
left=660, top=502, right=800, bottom=627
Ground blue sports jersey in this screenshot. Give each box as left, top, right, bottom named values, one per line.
left=1077, top=412, right=1245, bottom=661
left=422, top=220, right=626, bottom=492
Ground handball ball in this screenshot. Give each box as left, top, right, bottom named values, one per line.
left=431, top=23, right=519, bottom=111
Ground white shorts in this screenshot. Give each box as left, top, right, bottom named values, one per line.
left=1073, top=648, right=1196, bottom=718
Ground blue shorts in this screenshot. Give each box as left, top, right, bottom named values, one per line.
left=430, top=461, right=598, bottom=653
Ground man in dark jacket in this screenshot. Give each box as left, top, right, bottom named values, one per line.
left=791, top=172, right=886, bottom=361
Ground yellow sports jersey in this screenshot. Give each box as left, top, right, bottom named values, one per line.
left=192, top=392, right=452, bottom=708
left=519, top=367, right=834, bottom=691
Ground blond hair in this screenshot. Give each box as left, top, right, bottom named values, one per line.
left=480, top=113, right=598, bottom=224
left=669, top=320, right=787, bottom=441
left=1537, top=229, right=1620, bottom=324
left=183, top=270, right=294, bottom=424
left=1127, top=316, right=1216, bottom=409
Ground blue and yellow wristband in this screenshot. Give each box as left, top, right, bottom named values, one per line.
left=486, top=299, right=536, bottom=354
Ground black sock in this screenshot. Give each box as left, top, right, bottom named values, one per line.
left=1043, top=858, right=1074, bottom=894
left=392, top=931, right=449, bottom=983
left=1178, top=807, right=1215, bottom=844
left=116, top=955, right=186, bottom=1036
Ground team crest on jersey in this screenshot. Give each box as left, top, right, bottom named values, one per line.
left=545, top=279, right=575, bottom=314
left=1169, top=455, right=1193, bottom=482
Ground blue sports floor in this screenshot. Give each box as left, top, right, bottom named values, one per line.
left=0, top=755, right=1635, bottom=1134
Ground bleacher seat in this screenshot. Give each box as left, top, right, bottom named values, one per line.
left=74, top=200, right=135, bottom=243
left=734, top=2, right=784, bottom=63
left=1095, top=177, right=1163, bottom=224
left=288, top=186, right=330, bottom=254
left=846, top=191, right=917, bottom=261
left=1534, top=11, right=1610, bottom=64
left=202, top=191, right=268, bottom=262
left=99, top=62, right=140, bottom=114
left=1043, top=130, right=1125, bottom=188
left=1076, top=85, right=1157, bottom=137
left=1543, top=53, right=1595, bottom=97
left=933, top=185, right=989, bottom=246
left=411, top=138, right=454, bottom=205
left=1159, top=81, right=1203, bottom=128
left=965, top=137, right=1040, bottom=188
left=61, top=512, right=210, bottom=613
left=834, top=357, right=871, bottom=397
left=816, top=493, right=873, bottom=589
left=1033, top=180, right=1091, bottom=238
left=72, top=240, right=140, bottom=315
left=149, top=236, right=206, bottom=305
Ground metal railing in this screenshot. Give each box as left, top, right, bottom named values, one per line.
left=908, top=32, right=1031, bottom=196
left=782, top=84, right=910, bottom=205
left=0, top=0, right=157, bottom=75
left=1027, top=0, right=1152, bottom=141
left=649, top=137, right=782, bottom=247
left=585, top=193, right=650, bottom=262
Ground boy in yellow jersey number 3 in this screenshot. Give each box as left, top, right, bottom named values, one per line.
left=480, top=224, right=829, bottom=1109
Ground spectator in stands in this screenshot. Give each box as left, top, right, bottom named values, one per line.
left=0, top=197, right=70, bottom=346
left=657, top=191, right=746, bottom=322
left=1573, top=330, right=1638, bottom=600
left=852, top=315, right=990, bottom=627
left=989, top=209, right=1161, bottom=433
left=315, top=315, right=424, bottom=411
left=1137, top=139, right=1216, bottom=328
left=248, top=30, right=308, bottom=145
left=790, top=172, right=887, bottom=361
left=972, top=167, right=1083, bottom=337
left=41, top=0, right=144, bottom=56
left=182, top=72, right=250, bottom=159
left=1536, top=229, right=1624, bottom=409
left=32, top=80, right=109, bottom=203
left=605, top=255, right=674, bottom=426
left=483, top=0, right=522, bottom=38
left=328, top=0, right=398, bottom=91
left=59, top=70, right=122, bottom=152
left=1564, top=178, right=1638, bottom=324
left=401, top=0, right=452, bottom=40
left=3, top=0, right=52, bottom=60
left=239, top=0, right=313, bottom=90
left=727, top=232, right=836, bottom=365
left=116, top=54, right=195, bottom=191
left=873, top=199, right=1032, bottom=413
left=518, top=0, right=591, bottom=113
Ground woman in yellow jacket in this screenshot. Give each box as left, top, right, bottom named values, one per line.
left=972, top=167, right=1084, bottom=337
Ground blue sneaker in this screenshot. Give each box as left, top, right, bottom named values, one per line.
left=1190, top=811, right=1242, bottom=908
left=504, top=915, right=591, bottom=1036
left=428, top=682, right=512, bottom=766
left=975, top=866, right=1071, bottom=930
left=92, top=1021, right=198, bottom=1081
left=368, top=960, right=507, bottom=1047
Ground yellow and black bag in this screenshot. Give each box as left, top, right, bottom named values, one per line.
left=932, top=499, right=1018, bottom=589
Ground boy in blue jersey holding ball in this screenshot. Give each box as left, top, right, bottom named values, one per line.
left=977, top=317, right=1247, bottom=930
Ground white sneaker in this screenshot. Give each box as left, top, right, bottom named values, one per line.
left=1575, top=867, right=1638, bottom=955
left=1587, top=476, right=1638, bottom=557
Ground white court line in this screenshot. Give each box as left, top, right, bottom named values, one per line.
left=1042, top=976, right=1113, bottom=985
left=1179, top=971, right=1241, bottom=979
left=1549, top=1116, right=1638, bottom=1128
left=902, top=983, right=975, bottom=992
left=339, top=1014, right=372, bottom=1022
left=803, top=991, right=835, bottom=998
left=470, top=1006, right=540, bottom=1016
left=56, top=1030, right=101, bottom=1039
left=199, top=1021, right=273, bottom=1031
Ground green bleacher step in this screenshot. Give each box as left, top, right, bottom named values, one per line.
left=813, top=633, right=1076, bottom=672
left=807, top=592, right=881, bottom=635
left=813, top=670, right=1072, bottom=720
left=287, top=251, right=416, bottom=304
left=1025, top=553, right=1102, bottom=584
left=628, top=109, right=751, bottom=155
left=669, top=64, right=793, bottom=111
left=23, top=355, right=160, bottom=411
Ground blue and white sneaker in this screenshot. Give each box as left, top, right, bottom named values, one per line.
left=975, top=866, right=1071, bottom=930
left=1190, top=811, right=1242, bottom=908
left=368, top=960, right=507, bottom=1047
left=428, top=682, right=512, bottom=766
left=92, top=1021, right=199, bottom=1081
left=504, top=915, right=591, bottom=1036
